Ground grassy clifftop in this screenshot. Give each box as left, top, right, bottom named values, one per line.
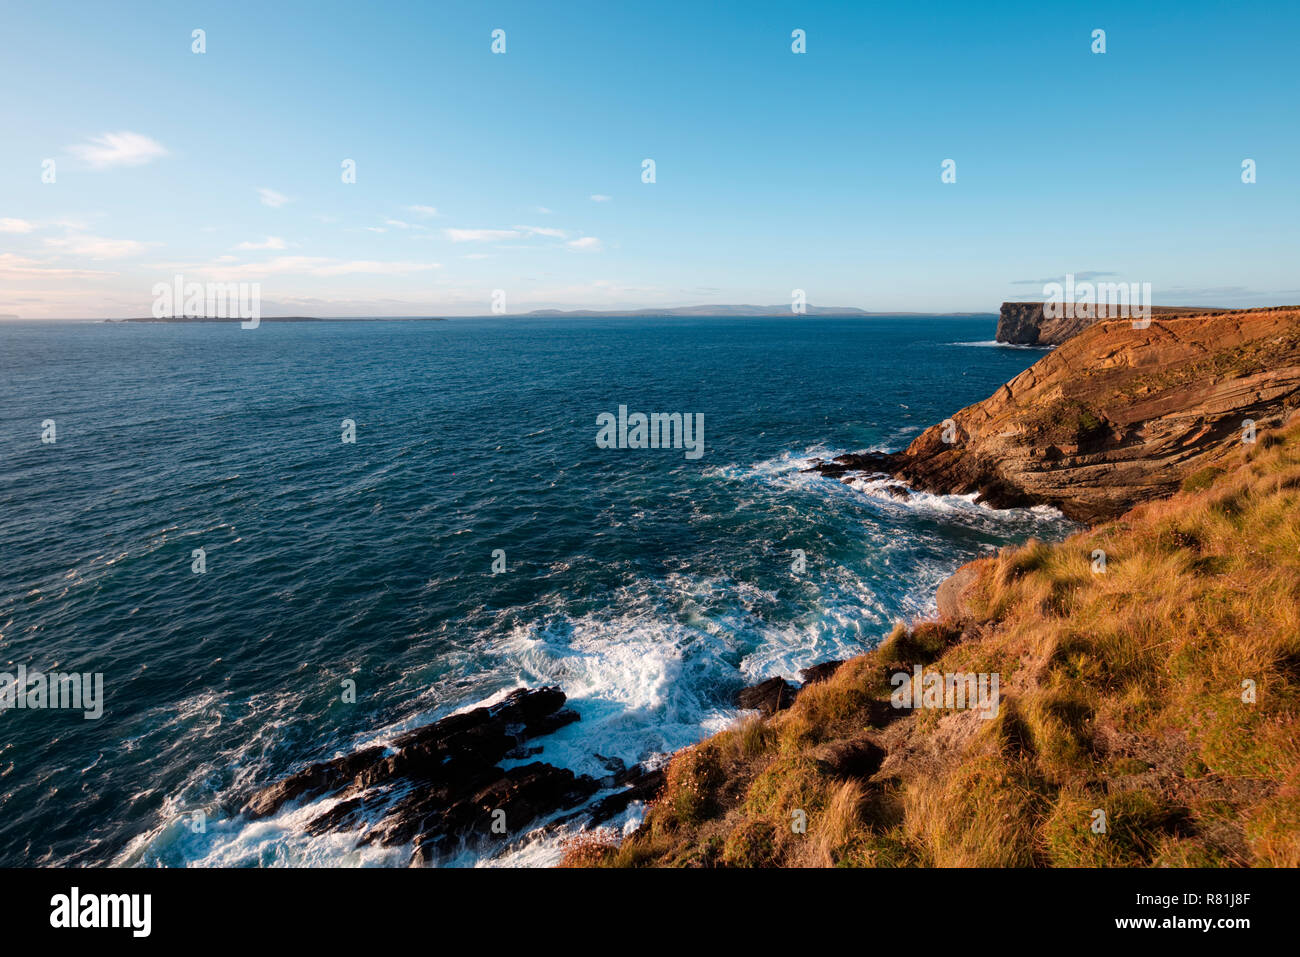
left=566, top=418, right=1300, bottom=867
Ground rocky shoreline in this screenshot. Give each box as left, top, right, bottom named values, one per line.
left=240, top=669, right=866, bottom=864
left=810, top=308, right=1300, bottom=522
left=240, top=668, right=877, bottom=864
left=241, top=686, right=664, bottom=866
left=244, top=306, right=1300, bottom=866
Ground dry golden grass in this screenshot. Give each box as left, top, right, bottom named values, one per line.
left=565, top=417, right=1300, bottom=868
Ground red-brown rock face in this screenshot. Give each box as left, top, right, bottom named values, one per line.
left=818, top=307, right=1300, bottom=523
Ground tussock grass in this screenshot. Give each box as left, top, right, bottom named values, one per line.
left=565, top=418, right=1300, bottom=867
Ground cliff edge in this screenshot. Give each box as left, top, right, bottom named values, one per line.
left=816, top=307, right=1300, bottom=522
left=996, top=301, right=1221, bottom=346
left=570, top=403, right=1300, bottom=869
left=563, top=306, right=1300, bottom=869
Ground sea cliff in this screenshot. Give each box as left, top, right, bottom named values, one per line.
left=995, top=301, right=1219, bottom=346
left=568, top=305, right=1300, bottom=868
left=817, top=307, right=1300, bottom=522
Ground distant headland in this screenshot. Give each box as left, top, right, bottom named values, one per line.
left=995, top=301, right=1224, bottom=345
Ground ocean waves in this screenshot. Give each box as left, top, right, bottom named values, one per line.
left=0, top=316, right=1068, bottom=867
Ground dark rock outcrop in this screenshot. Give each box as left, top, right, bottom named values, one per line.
left=242, top=745, right=388, bottom=819
left=799, top=660, right=846, bottom=686
left=242, top=686, right=655, bottom=865
left=996, top=302, right=1055, bottom=345
left=582, top=764, right=667, bottom=826
left=810, top=308, right=1300, bottom=522
left=736, top=676, right=797, bottom=716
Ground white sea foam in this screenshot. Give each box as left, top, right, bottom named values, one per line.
left=131, top=608, right=736, bottom=869
left=473, top=804, right=646, bottom=869
left=719, top=446, right=1066, bottom=526
left=494, top=613, right=737, bottom=778
left=952, top=340, right=1053, bottom=350
left=842, top=474, right=1067, bottom=523
left=118, top=788, right=409, bottom=868
left=119, top=437, right=1072, bottom=870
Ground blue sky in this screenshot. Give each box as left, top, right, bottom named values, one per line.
left=1, top=0, right=1297, bottom=318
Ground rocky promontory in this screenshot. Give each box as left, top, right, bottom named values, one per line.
left=995, top=301, right=1217, bottom=346
left=813, top=307, right=1300, bottom=522
left=566, top=305, right=1300, bottom=870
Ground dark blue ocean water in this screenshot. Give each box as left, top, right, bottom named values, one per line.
left=0, top=316, right=1066, bottom=866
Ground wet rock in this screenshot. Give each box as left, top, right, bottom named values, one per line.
left=736, top=676, right=797, bottom=716
left=585, top=765, right=666, bottom=825
left=242, top=746, right=386, bottom=820
left=804, top=452, right=897, bottom=480
left=243, top=686, right=600, bottom=865
left=595, top=753, right=627, bottom=776
left=799, top=660, right=846, bottom=687
left=505, top=744, right=545, bottom=760
left=403, top=762, right=600, bottom=864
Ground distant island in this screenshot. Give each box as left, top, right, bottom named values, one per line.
left=116, top=316, right=446, bottom=323
left=117, top=316, right=323, bottom=323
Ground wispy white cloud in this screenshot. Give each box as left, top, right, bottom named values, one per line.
left=69, top=131, right=169, bottom=169
left=513, top=225, right=567, bottom=238
left=444, top=228, right=522, bottom=242
left=0, top=253, right=119, bottom=279
left=384, top=219, right=430, bottom=231
left=445, top=225, right=575, bottom=243
left=532, top=206, right=553, bottom=214
left=590, top=194, right=612, bottom=202
left=406, top=205, right=439, bottom=218
left=0, top=218, right=36, bottom=234
left=1010, top=270, right=1118, bottom=286
left=234, top=236, right=287, bottom=250
left=258, top=188, right=291, bottom=208
left=44, top=234, right=150, bottom=259
left=178, top=256, right=444, bottom=280
left=309, top=259, right=442, bottom=277
left=566, top=236, right=604, bottom=251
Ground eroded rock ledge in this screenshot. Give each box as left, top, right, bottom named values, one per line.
left=733, top=661, right=848, bottom=717
left=810, top=308, right=1300, bottom=522
left=241, top=686, right=664, bottom=865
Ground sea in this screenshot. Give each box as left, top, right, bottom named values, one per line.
left=0, top=315, right=1069, bottom=867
